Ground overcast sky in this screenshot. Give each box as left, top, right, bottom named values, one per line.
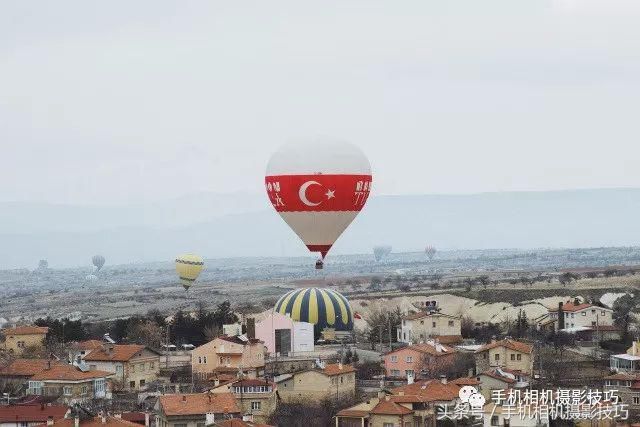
left=1, top=0, right=639, bottom=205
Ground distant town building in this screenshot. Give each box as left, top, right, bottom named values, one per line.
left=210, top=378, right=277, bottom=424
left=1, top=326, right=49, bottom=355
left=0, top=404, right=68, bottom=427
left=82, top=344, right=160, bottom=391
left=27, top=363, right=113, bottom=403
left=191, top=336, right=266, bottom=380
left=155, top=392, right=241, bottom=427
left=540, top=299, right=615, bottom=331
left=383, top=341, right=457, bottom=379
left=397, top=311, right=462, bottom=345
left=0, top=358, right=65, bottom=388
left=254, top=312, right=314, bottom=356
left=68, top=340, right=104, bottom=365
left=40, top=413, right=142, bottom=427
left=482, top=403, right=549, bottom=427
left=603, top=372, right=640, bottom=418
left=610, top=340, right=640, bottom=373
left=474, top=338, right=534, bottom=376
left=276, top=363, right=355, bottom=403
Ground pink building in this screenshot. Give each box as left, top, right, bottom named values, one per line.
left=383, top=341, right=457, bottom=379
left=254, top=312, right=314, bottom=356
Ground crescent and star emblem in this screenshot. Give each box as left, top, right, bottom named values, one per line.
left=298, top=181, right=335, bottom=207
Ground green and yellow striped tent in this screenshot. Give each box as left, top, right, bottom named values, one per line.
left=273, top=287, right=353, bottom=331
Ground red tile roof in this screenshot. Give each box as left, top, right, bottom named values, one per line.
left=336, top=409, right=370, bottom=418
left=391, top=379, right=460, bottom=402
left=451, top=377, right=481, bottom=386
left=475, top=339, right=533, bottom=354
left=75, top=340, right=104, bottom=351
left=119, top=413, right=146, bottom=425
left=38, top=416, right=140, bottom=427
left=159, top=393, right=240, bottom=416
left=435, top=335, right=463, bottom=345
left=549, top=302, right=609, bottom=313
left=404, top=311, right=458, bottom=321
left=0, top=405, right=67, bottom=423
left=214, top=420, right=273, bottom=427
left=370, top=399, right=413, bottom=415
left=479, top=370, right=517, bottom=384
left=321, top=363, right=356, bottom=376
left=1, top=326, right=49, bottom=336
left=385, top=342, right=455, bottom=358
left=83, top=345, right=147, bottom=362
left=30, top=364, right=113, bottom=381
left=0, top=359, right=63, bottom=377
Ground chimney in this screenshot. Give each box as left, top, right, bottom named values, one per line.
left=74, top=416, right=79, bottom=427
left=633, top=341, right=638, bottom=356
left=490, top=336, right=497, bottom=344
left=47, top=417, right=54, bottom=426
left=182, top=395, right=187, bottom=403
left=47, top=360, right=51, bottom=370
left=338, top=362, right=343, bottom=370
left=101, top=414, right=106, bottom=424
left=144, top=413, right=150, bottom=427
left=574, top=297, right=580, bottom=306
left=440, top=375, right=447, bottom=384
left=246, top=318, right=256, bottom=340
left=558, top=302, right=565, bottom=330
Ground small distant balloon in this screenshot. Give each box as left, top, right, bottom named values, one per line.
left=175, top=254, right=204, bottom=291
left=373, top=245, right=392, bottom=262
left=92, top=255, right=105, bottom=272
left=425, top=245, right=437, bottom=260
left=38, top=259, right=49, bottom=270
left=85, top=274, right=98, bottom=282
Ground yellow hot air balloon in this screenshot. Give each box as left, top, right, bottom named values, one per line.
left=175, top=254, right=204, bottom=290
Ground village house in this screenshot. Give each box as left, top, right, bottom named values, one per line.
left=383, top=341, right=457, bottom=379
left=38, top=412, right=143, bottom=427
left=254, top=312, right=314, bottom=356
left=397, top=311, right=462, bottom=345
left=0, top=404, right=68, bottom=427
left=1, top=326, right=49, bottom=355
left=537, top=300, right=617, bottom=338
left=191, top=336, right=266, bottom=380
left=482, top=403, right=549, bottom=427
left=155, top=392, right=241, bottom=427
left=476, top=368, right=530, bottom=400
left=603, top=372, right=640, bottom=417
left=475, top=338, right=534, bottom=376
left=210, top=379, right=277, bottom=424
left=276, top=363, right=356, bottom=403
left=82, top=344, right=161, bottom=391
left=335, top=376, right=461, bottom=427
left=0, top=359, right=64, bottom=390
left=68, top=340, right=104, bottom=365
left=27, top=363, right=113, bottom=403
left=610, top=340, right=640, bottom=373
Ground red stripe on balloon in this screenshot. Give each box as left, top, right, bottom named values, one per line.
left=306, top=244, right=333, bottom=258
left=265, top=174, right=372, bottom=212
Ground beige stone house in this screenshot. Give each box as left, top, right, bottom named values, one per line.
left=28, top=363, right=113, bottom=403
left=277, top=363, right=355, bottom=403
left=191, top=336, right=266, bottom=380
left=211, top=378, right=277, bottom=424
left=83, top=344, right=160, bottom=390
left=475, top=338, right=534, bottom=375
left=1, top=326, right=49, bottom=355
left=397, top=311, right=462, bottom=345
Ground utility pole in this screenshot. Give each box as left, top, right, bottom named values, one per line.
left=378, top=325, right=383, bottom=353
left=388, top=316, right=392, bottom=351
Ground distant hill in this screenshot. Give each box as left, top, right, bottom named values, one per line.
left=2, top=188, right=640, bottom=269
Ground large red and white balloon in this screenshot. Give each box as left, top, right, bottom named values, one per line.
left=265, top=139, right=372, bottom=260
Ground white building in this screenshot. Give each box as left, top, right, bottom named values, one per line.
left=547, top=299, right=614, bottom=330
left=254, top=312, right=314, bottom=356
left=397, top=310, right=462, bottom=345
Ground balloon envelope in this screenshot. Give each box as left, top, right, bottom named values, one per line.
left=175, top=254, right=204, bottom=290
left=425, top=245, right=437, bottom=260
left=265, top=139, right=372, bottom=260
left=373, top=245, right=392, bottom=262
left=92, top=255, right=105, bottom=272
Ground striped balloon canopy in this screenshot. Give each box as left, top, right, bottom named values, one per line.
left=175, top=254, right=204, bottom=291
left=274, top=287, right=354, bottom=331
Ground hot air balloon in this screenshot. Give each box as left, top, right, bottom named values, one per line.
left=38, top=259, right=49, bottom=270
left=92, top=255, right=105, bottom=272
left=85, top=274, right=98, bottom=282
left=265, top=139, right=372, bottom=269
left=373, top=245, right=392, bottom=262
left=175, top=254, right=204, bottom=291
left=425, top=245, right=437, bottom=260
left=274, top=287, right=354, bottom=332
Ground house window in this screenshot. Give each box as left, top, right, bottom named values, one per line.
left=63, top=386, right=72, bottom=396
left=131, top=365, right=135, bottom=373
left=116, top=365, right=123, bottom=374
left=150, top=362, right=154, bottom=369
left=140, top=379, right=145, bottom=387
left=601, top=311, right=606, bottom=316
left=129, top=381, right=136, bottom=388
left=340, top=376, right=344, bottom=384
left=484, top=353, right=488, bottom=359
left=28, top=381, right=43, bottom=395
left=406, top=370, right=414, bottom=377
left=203, top=356, right=207, bottom=363
left=420, top=320, right=424, bottom=325
left=384, top=423, right=394, bottom=427
left=94, top=379, right=105, bottom=393
left=517, top=354, right=521, bottom=361
left=633, top=396, right=640, bottom=405
left=251, top=401, right=261, bottom=410
left=582, top=312, right=586, bottom=316
left=17, top=341, right=26, bottom=348
left=491, top=416, right=500, bottom=426
left=495, top=354, right=500, bottom=361
left=391, top=355, right=398, bottom=363
left=510, top=354, right=515, bottom=361
left=81, top=385, right=88, bottom=395
left=448, top=321, right=454, bottom=326
left=571, top=313, right=574, bottom=318
left=391, top=369, right=400, bottom=376
left=198, top=357, right=202, bottom=364
left=406, top=356, right=413, bottom=363
left=592, top=309, right=595, bottom=314
left=432, top=322, right=436, bottom=328
left=592, top=322, right=596, bottom=326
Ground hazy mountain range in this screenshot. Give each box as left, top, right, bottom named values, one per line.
left=2, top=188, right=640, bottom=269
